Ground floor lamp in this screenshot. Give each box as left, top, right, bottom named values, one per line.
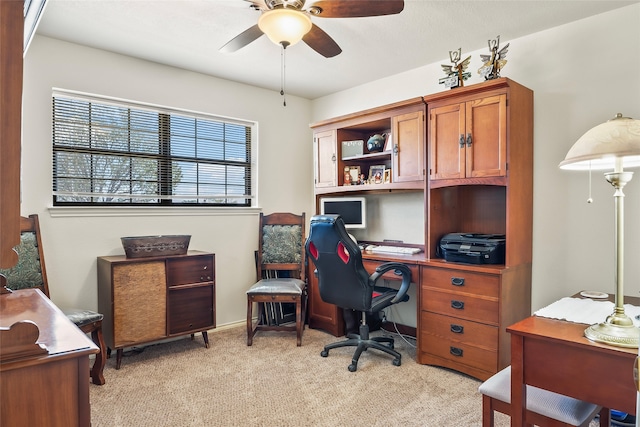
left=560, top=113, right=640, bottom=348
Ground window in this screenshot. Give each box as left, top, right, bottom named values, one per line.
left=52, top=91, right=254, bottom=207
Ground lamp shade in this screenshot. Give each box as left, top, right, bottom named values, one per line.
left=559, top=114, right=640, bottom=170
left=258, top=8, right=312, bottom=47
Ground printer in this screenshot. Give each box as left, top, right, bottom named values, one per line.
left=437, top=233, right=506, bottom=265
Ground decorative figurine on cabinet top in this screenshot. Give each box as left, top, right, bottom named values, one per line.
left=439, top=48, right=471, bottom=89
left=478, top=36, right=509, bottom=80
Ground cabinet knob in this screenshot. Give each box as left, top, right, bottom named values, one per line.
left=331, top=153, right=336, bottom=162
left=459, top=134, right=465, bottom=148
left=393, top=144, right=399, bottom=155
left=451, top=277, right=465, bottom=286
left=203, top=265, right=208, bottom=270
left=450, top=324, right=464, bottom=334
left=450, top=346, right=464, bottom=357
left=451, top=300, right=465, bottom=310
left=466, top=133, right=472, bottom=147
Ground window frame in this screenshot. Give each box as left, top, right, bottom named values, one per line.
left=51, top=89, right=257, bottom=208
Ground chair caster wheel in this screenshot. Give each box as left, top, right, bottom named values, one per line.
left=320, top=350, right=329, bottom=357
left=392, top=358, right=401, bottom=367
left=348, top=363, right=357, bottom=372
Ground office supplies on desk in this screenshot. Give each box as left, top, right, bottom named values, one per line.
left=368, top=245, right=421, bottom=255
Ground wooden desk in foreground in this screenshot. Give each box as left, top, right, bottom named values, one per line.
left=508, top=294, right=638, bottom=427
left=0, top=288, right=99, bottom=427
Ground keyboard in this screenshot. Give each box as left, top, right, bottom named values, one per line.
left=368, top=245, right=422, bottom=255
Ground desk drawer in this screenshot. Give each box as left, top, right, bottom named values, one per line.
left=421, top=289, right=499, bottom=324
left=166, top=255, right=214, bottom=287
left=420, top=311, right=498, bottom=350
left=420, top=332, right=497, bottom=373
left=422, top=267, right=499, bottom=298
left=362, top=260, right=419, bottom=283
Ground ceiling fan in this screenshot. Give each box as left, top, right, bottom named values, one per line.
left=220, top=0, right=405, bottom=58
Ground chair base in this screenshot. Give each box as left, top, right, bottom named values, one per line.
left=246, top=293, right=305, bottom=346
left=320, top=323, right=401, bottom=372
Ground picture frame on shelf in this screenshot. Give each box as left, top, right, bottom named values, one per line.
left=383, top=169, right=391, bottom=184
left=369, top=165, right=385, bottom=184
left=344, top=166, right=361, bottom=186
left=349, top=166, right=361, bottom=184
left=384, top=134, right=393, bottom=152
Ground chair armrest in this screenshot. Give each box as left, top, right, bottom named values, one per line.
left=370, top=262, right=412, bottom=304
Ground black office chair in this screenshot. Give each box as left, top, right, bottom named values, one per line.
left=305, top=214, right=412, bottom=372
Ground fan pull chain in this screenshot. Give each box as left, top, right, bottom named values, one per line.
left=280, top=43, right=287, bottom=107
left=587, top=160, right=593, bottom=203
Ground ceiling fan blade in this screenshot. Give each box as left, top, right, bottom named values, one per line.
left=219, top=24, right=264, bottom=53
left=310, top=0, right=404, bottom=18
left=302, top=24, right=342, bottom=58
left=243, top=0, right=269, bottom=10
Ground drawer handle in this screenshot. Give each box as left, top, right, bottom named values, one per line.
left=450, top=346, right=463, bottom=357
left=451, top=277, right=465, bottom=286
left=450, top=324, right=464, bottom=334
left=200, top=276, right=212, bottom=281
left=451, top=300, right=464, bottom=310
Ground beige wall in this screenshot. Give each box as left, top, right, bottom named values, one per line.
left=22, top=36, right=315, bottom=327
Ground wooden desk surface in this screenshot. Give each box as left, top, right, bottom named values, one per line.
left=0, top=288, right=99, bottom=427
left=508, top=294, right=639, bottom=426
left=0, top=288, right=98, bottom=365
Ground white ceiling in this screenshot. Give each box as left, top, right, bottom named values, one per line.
left=35, top=0, right=637, bottom=100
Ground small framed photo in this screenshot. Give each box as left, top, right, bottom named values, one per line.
left=383, top=169, right=391, bottom=184
left=369, top=165, right=385, bottom=184
left=343, top=166, right=361, bottom=186
left=348, top=166, right=361, bottom=184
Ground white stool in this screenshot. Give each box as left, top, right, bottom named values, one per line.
left=478, top=366, right=603, bottom=427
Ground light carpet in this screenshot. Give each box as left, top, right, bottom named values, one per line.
left=89, top=325, right=524, bottom=426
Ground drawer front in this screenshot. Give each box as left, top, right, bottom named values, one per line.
left=421, top=267, right=499, bottom=298
left=420, top=311, right=498, bottom=350
left=362, top=260, right=419, bottom=283
left=421, top=289, right=499, bottom=324
left=168, top=284, right=215, bottom=334
left=421, top=332, right=497, bottom=373
left=166, top=255, right=214, bottom=287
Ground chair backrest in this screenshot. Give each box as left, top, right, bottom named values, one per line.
left=257, top=212, right=306, bottom=282
left=0, top=215, right=50, bottom=297
left=305, top=214, right=372, bottom=312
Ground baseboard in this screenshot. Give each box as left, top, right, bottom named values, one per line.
left=381, top=321, right=416, bottom=338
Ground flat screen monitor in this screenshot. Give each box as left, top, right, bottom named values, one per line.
left=320, top=196, right=366, bottom=229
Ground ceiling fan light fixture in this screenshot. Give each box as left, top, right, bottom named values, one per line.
left=258, top=8, right=312, bottom=47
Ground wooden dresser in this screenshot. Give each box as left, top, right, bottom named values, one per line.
left=97, top=251, right=215, bottom=368
left=0, top=288, right=99, bottom=427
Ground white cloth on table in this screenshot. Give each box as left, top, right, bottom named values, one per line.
left=534, top=296, right=640, bottom=327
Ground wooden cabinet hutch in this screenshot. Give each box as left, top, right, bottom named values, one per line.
left=309, top=78, right=533, bottom=381
left=98, top=251, right=216, bottom=368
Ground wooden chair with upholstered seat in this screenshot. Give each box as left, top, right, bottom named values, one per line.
left=479, top=366, right=603, bottom=427
left=246, top=212, right=306, bottom=346
left=0, top=214, right=106, bottom=385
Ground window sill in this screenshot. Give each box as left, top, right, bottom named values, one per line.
left=48, top=206, right=261, bottom=218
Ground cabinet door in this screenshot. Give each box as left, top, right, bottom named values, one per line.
left=307, top=266, right=344, bottom=337
left=429, top=103, right=466, bottom=180
left=392, top=109, right=425, bottom=183
left=313, top=129, right=337, bottom=188
left=168, top=284, right=215, bottom=335
left=112, top=261, right=167, bottom=347
left=465, top=94, right=507, bottom=178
